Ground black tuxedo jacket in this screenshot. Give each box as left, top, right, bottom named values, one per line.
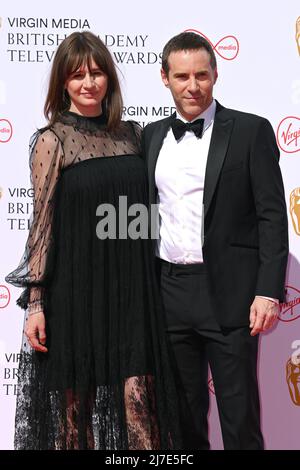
left=142, top=102, right=289, bottom=327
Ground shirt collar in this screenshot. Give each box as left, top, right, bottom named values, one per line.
left=176, top=99, right=216, bottom=133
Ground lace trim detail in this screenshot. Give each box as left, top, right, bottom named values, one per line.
left=14, top=352, right=173, bottom=450
left=58, top=111, right=107, bottom=133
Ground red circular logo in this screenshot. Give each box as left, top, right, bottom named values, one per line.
left=277, top=116, right=300, bottom=154
left=185, top=28, right=239, bottom=60
left=0, top=119, right=13, bottom=143
left=0, top=285, right=10, bottom=308
left=279, top=286, right=300, bottom=322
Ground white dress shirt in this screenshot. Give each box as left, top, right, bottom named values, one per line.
left=155, top=100, right=216, bottom=264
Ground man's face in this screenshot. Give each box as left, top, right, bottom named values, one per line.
left=161, top=48, right=218, bottom=121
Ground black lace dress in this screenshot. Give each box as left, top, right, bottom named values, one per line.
left=6, top=112, right=181, bottom=450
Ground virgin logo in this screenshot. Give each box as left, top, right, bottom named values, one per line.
left=208, top=377, right=215, bottom=395
left=277, top=116, right=300, bottom=153
left=0, top=285, right=10, bottom=309
left=185, top=28, right=239, bottom=60
left=279, top=286, right=300, bottom=322
left=0, top=119, right=13, bottom=143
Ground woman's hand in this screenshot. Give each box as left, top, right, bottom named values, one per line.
left=25, top=312, right=48, bottom=353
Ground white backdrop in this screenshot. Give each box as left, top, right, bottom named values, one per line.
left=0, top=0, right=300, bottom=450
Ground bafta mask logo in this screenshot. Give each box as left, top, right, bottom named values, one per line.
left=0, top=285, right=10, bottom=309
left=290, top=188, right=300, bottom=235
left=286, top=358, right=300, bottom=406
left=0, top=187, right=3, bottom=200
left=184, top=28, right=239, bottom=61
left=296, top=17, right=300, bottom=56
left=279, top=286, right=300, bottom=322
left=277, top=116, right=300, bottom=153
left=0, top=119, right=13, bottom=143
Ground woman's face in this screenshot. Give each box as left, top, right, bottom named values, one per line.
left=65, top=58, right=108, bottom=116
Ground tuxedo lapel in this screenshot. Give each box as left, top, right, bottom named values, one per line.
left=203, top=105, right=234, bottom=218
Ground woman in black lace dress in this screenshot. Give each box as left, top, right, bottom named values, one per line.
left=6, top=31, right=181, bottom=450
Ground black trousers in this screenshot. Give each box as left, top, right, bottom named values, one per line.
left=159, top=259, right=264, bottom=450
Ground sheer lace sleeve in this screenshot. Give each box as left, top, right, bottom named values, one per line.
left=6, top=128, right=64, bottom=312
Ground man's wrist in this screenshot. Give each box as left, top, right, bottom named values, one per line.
left=256, top=295, right=279, bottom=304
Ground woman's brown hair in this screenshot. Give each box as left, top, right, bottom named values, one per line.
left=44, top=31, right=123, bottom=130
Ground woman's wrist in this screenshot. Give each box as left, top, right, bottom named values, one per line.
left=28, top=299, right=44, bottom=316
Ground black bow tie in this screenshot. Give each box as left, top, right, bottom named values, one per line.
left=171, top=118, right=205, bottom=141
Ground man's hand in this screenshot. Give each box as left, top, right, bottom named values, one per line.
left=249, top=296, right=279, bottom=336
left=25, top=312, right=48, bottom=353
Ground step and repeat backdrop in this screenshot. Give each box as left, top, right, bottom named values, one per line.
left=0, top=0, right=299, bottom=450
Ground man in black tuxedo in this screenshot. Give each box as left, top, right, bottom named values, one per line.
left=142, top=32, right=288, bottom=450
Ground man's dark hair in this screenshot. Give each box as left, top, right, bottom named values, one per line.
left=161, top=32, right=217, bottom=75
